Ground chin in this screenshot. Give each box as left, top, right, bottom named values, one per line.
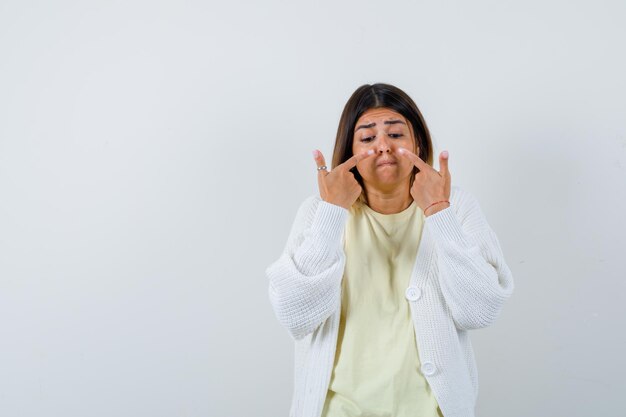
left=364, top=171, right=411, bottom=186
left=366, top=177, right=402, bottom=188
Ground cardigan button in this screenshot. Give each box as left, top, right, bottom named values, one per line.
left=421, top=361, right=437, bottom=376
left=405, top=286, right=422, bottom=301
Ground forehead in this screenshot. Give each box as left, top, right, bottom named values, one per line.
left=355, top=108, right=407, bottom=128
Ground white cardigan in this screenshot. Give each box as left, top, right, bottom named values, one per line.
left=265, top=185, right=515, bottom=417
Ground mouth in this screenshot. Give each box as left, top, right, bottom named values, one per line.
left=377, top=160, right=397, bottom=167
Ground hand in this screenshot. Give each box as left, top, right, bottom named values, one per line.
left=313, top=149, right=376, bottom=210
left=397, top=148, right=451, bottom=216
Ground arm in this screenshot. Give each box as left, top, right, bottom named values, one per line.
left=265, top=195, right=349, bottom=340
left=425, top=188, right=515, bottom=331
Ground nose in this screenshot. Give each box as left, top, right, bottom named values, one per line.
left=376, top=135, right=391, bottom=154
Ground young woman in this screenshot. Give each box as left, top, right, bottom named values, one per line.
left=266, top=83, right=515, bottom=417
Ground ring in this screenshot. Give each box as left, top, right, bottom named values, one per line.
left=317, top=165, right=328, bottom=171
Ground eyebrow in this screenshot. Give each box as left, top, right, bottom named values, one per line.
left=355, top=120, right=406, bottom=131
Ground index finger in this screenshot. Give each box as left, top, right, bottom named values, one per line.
left=339, top=149, right=376, bottom=171
left=397, top=147, right=429, bottom=169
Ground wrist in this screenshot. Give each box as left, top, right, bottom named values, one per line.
left=424, top=201, right=450, bottom=217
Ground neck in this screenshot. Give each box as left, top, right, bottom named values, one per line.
left=363, top=183, right=413, bottom=214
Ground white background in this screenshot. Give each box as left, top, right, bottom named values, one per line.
left=1, top=0, right=625, bottom=416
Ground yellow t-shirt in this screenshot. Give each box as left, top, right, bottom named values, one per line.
left=321, top=199, right=443, bottom=417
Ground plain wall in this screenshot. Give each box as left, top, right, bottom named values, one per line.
left=1, top=0, right=625, bottom=416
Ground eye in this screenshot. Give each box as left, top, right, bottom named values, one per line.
left=360, top=136, right=375, bottom=142
left=389, top=133, right=404, bottom=138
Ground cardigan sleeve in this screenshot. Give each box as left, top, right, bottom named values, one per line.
left=265, top=195, right=349, bottom=341
left=425, top=188, right=515, bottom=331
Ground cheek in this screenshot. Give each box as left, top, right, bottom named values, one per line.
left=400, top=158, right=414, bottom=173
left=353, top=140, right=366, bottom=153
left=356, top=160, right=375, bottom=177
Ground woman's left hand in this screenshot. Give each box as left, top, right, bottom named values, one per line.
left=397, top=148, right=451, bottom=216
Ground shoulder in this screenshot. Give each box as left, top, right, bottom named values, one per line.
left=447, top=184, right=490, bottom=232
left=450, top=184, right=469, bottom=201
left=299, top=194, right=322, bottom=215
left=289, top=194, right=324, bottom=228
left=294, top=194, right=351, bottom=228
left=450, top=184, right=481, bottom=210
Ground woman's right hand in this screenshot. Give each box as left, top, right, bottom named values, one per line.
left=312, top=149, right=375, bottom=210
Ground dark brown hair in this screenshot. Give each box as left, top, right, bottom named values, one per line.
left=331, top=83, right=434, bottom=206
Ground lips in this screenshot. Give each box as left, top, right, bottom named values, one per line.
left=377, top=160, right=396, bottom=166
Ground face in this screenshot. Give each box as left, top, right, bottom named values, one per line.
left=352, top=107, right=418, bottom=191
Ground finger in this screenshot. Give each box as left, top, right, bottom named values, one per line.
left=439, top=150, right=450, bottom=177
left=340, top=149, right=376, bottom=171
left=397, top=147, right=429, bottom=170
left=313, top=149, right=329, bottom=175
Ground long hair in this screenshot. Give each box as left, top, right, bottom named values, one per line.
left=331, top=83, right=434, bottom=207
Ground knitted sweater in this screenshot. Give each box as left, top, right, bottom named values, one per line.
left=266, top=185, right=515, bottom=417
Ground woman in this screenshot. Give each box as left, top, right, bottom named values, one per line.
left=265, top=83, right=515, bottom=417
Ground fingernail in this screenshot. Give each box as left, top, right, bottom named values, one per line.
left=442, top=150, right=448, bottom=158
left=312, top=150, right=318, bottom=158
left=398, top=148, right=405, bottom=154
left=367, top=149, right=374, bottom=155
